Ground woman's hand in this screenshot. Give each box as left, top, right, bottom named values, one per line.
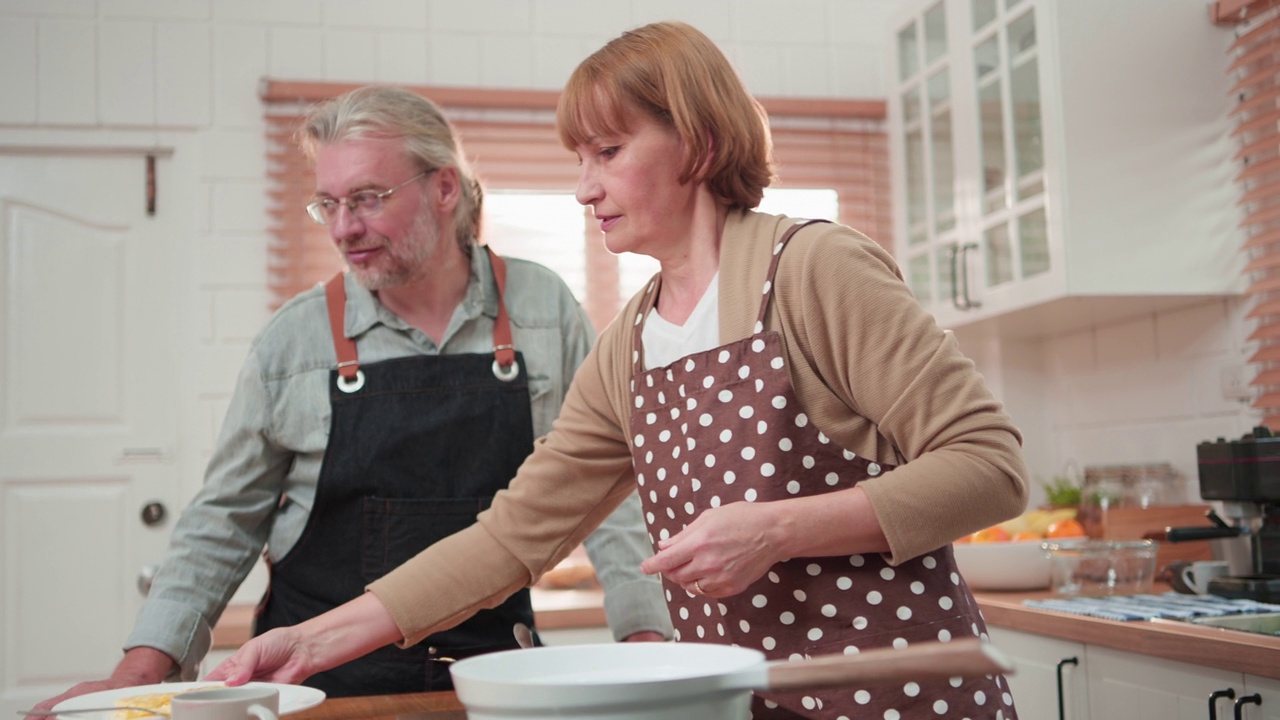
left=207, top=593, right=403, bottom=686
left=639, top=501, right=785, bottom=597
left=639, top=488, right=888, bottom=598
left=204, top=627, right=315, bottom=686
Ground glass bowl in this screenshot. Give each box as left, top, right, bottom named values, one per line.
left=1043, top=539, right=1158, bottom=597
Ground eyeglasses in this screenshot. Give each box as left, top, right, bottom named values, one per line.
left=306, top=170, right=432, bottom=225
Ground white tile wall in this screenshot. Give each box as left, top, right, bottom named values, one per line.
left=156, top=22, right=212, bottom=126
left=324, top=0, right=428, bottom=29
left=100, top=0, right=209, bottom=21
left=38, top=19, right=97, bottom=124
left=374, top=32, right=430, bottom=85
left=988, top=297, right=1260, bottom=506
left=322, top=28, right=377, bottom=81
left=213, top=0, right=319, bottom=25
left=268, top=27, right=324, bottom=80
left=99, top=20, right=155, bottom=125
left=0, top=18, right=38, bottom=124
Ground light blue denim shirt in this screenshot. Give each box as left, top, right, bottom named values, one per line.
left=126, top=249, right=670, bottom=679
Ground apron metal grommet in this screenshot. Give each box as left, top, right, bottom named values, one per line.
left=336, top=369, right=365, bottom=393
left=492, top=359, right=520, bottom=382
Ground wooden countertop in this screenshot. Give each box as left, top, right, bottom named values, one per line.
left=973, top=585, right=1280, bottom=679
left=290, top=691, right=464, bottom=720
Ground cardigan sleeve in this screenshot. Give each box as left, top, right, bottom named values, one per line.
left=772, top=225, right=1029, bottom=564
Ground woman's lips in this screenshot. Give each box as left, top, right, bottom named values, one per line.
left=598, top=215, right=620, bottom=233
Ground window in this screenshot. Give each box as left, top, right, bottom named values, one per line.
left=261, top=82, right=887, bottom=331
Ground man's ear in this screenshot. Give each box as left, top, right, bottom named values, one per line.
left=432, top=165, right=462, bottom=213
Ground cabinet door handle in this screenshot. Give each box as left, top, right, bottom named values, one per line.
left=960, top=242, right=981, bottom=309
left=1234, top=693, right=1261, bottom=720
left=1209, top=688, right=1236, bottom=720
left=949, top=244, right=965, bottom=310
left=1056, top=656, right=1078, bottom=720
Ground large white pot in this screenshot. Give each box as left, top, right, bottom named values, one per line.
left=449, top=638, right=1009, bottom=720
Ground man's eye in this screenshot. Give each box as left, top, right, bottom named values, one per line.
left=351, top=192, right=381, bottom=209
left=317, top=199, right=340, bottom=214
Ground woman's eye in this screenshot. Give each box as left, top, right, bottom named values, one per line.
left=599, top=147, right=618, bottom=159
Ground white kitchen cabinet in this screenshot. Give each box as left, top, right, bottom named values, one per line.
left=988, top=626, right=1088, bottom=720
left=987, top=625, right=1277, bottom=720
left=1085, top=645, right=1242, bottom=720
left=1243, top=675, right=1280, bottom=720
left=888, top=0, right=1242, bottom=337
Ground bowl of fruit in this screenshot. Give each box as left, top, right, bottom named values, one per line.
left=952, top=508, right=1087, bottom=591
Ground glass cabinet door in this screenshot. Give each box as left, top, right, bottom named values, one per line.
left=895, top=0, right=958, bottom=307
left=970, top=1, right=1049, bottom=293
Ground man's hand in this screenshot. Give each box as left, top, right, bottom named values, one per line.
left=24, top=648, right=175, bottom=720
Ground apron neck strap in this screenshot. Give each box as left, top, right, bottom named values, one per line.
left=325, top=273, right=360, bottom=382
left=324, top=248, right=520, bottom=389
left=486, top=246, right=518, bottom=378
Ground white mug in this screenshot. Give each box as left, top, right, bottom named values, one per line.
left=1181, top=560, right=1231, bottom=595
left=171, top=686, right=279, bottom=720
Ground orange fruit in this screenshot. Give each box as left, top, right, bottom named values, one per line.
left=1046, top=518, right=1086, bottom=539
left=970, top=525, right=1011, bottom=543
left=1011, top=530, right=1042, bottom=542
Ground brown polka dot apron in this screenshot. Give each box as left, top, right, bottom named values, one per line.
left=627, top=221, right=1018, bottom=720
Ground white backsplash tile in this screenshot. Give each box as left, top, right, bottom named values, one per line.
left=99, top=20, right=156, bottom=125
left=0, top=18, right=38, bottom=124
left=157, top=22, right=212, bottom=126
left=38, top=19, right=97, bottom=125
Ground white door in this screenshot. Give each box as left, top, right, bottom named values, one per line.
left=0, top=150, right=185, bottom=714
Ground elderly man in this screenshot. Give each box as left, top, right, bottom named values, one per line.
left=30, top=85, right=669, bottom=710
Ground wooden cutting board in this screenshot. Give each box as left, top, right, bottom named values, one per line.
left=1094, top=504, right=1215, bottom=567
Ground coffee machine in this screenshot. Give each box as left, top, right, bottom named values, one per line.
left=1165, top=427, right=1280, bottom=601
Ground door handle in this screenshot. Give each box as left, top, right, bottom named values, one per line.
left=137, top=564, right=159, bottom=597
left=1234, top=693, right=1261, bottom=720
left=1209, top=688, right=1236, bottom=720
left=1056, top=656, right=1078, bottom=720
left=959, top=242, right=981, bottom=310
left=140, top=501, right=167, bottom=526
left=949, top=244, right=964, bottom=310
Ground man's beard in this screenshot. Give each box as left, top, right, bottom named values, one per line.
left=346, top=206, right=444, bottom=291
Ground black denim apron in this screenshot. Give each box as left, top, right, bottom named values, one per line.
left=255, top=249, right=538, bottom=697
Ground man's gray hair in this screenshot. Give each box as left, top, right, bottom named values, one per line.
left=298, top=85, right=482, bottom=252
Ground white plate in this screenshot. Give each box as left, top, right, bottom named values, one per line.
left=52, top=682, right=325, bottom=719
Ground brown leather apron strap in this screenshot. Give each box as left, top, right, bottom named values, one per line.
left=324, top=273, right=364, bottom=392
left=486, top=246, right=519, bottom=382
left=324, top=251, right=519, bottom=388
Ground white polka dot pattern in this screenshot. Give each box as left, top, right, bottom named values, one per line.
left=623, top=221, right=1017, bottom=720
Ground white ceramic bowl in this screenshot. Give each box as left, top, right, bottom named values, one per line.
left=953, top=539, right=1051, bottom=591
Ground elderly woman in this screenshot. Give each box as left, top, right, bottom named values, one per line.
left=212, top=21, right=1028, bottom=719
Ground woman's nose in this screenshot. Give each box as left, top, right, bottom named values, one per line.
left=575, top=166, right=600, bottom=207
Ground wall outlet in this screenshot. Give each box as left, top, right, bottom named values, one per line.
left=1221, top=364, right=1255, bottom=402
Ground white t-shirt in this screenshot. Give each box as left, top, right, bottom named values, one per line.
left=641, top=273, right=721, bottom=370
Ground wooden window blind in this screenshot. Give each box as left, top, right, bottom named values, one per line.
left=260, top=80, right=888, bottom=327
left=1214, top=1, right=1280, bottom=427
